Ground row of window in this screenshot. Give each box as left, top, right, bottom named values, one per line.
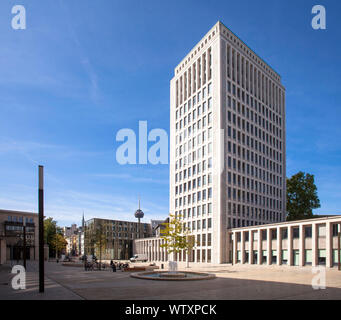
left=227, top=110, right=282, bottom=153
left=175, top=204, right=213, bottom=219
left=227, top=156, right=283, bottom=186
left=235, top=224, right=340, bottom=241
left=227, top=126, right=282, bottom=165
left=228, top=214, right=283, bottom=228
left=175, top=189, right=212, bottom=207
left=227, top=80, right=283, bottom=125
left=175, top=159, right=212, bottom=182
left=5, top=225, right=35, bottom=232
left=226, top=44, right=284, bottom=115
left=227, top=187, right=282, bottom=208
left=7, top=216, right=34, bottom=224
left=227, top=207, right=283, bottom=225
left=175, top=84, right=212, bottom=121
left=175, top=48, right=212, bottom=107
left=227, top=172, right=282, bottom=196
left=175, top=175, right=212, bottom=194
left=227, top=94, right=282, bottom=140
left=175, top=248, right=212, bottom=263
left=235, top=249, right=339, bottom=266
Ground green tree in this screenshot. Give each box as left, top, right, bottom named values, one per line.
left=93, top=223, right=108, bottom=268
left=160, top=213, right=196, bottom=266
left=286, top=171, right=320, bottom=221
left=44, top=217, right=66, bottom=257
left=52, top=233, right=67, bottom=258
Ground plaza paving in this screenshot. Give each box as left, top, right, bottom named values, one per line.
left=0, top=261, right=341, bottom=300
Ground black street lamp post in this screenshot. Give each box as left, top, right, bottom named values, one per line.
left=23, top=219, right=26, bottom=270
left=38, top=165, right=44, bottom=293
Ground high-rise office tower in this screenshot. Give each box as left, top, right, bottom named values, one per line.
left=170, top=22, right=286, bottom=264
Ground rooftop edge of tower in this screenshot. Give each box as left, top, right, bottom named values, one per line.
left=173, top=21, right=282, bottom=85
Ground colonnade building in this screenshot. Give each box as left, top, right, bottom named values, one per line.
left=134, top=216, right=341, bottom=267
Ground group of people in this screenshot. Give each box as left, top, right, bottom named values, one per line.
left=110, top=260, right=129, bottom=272
left=82, top=257, right=129, bottom=272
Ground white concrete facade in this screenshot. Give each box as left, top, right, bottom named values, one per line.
left=134, top=216, right=341, bottom=268
left=230, top=216, right=341, bottom=268
left=169, top=21, right=286, bottom=264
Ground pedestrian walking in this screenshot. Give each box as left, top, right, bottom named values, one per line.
left=111, top=260, right=116, bottom=272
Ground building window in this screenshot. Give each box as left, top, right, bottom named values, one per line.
left=237, top=250, right=241, bottom=263
left=293, top=227, right=299, bottom=239
left=281, top=228, right=288, bottom=239
left=318, top=249, right=326, bottom=265
left=244, top=250, right=249, bottom=263
left=304, top=226, right=312, bottom=238
left=271, top=229, right=277, bottom=240
left=282, top=250, right=288, bottom=265
left=207, top=233, right=212, bottom=246
left=332, top=224, right=340, bottom=237
left=207, top=249, right=211, bottom=263
left=253, top=251, right=258, bottom=264
left=318, top=225, right=326, bottom=238
left=271, top=250, right=277, bottom=264
left=305, top=249, right=312, bottom=265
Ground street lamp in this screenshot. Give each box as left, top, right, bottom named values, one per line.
left=23, top=217, right=26, bottom=270
left=337, top=223, right=341, bottom=271
left=55, top=226, right=58, bottom=262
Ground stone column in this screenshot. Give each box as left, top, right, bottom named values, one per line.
left=257, top=229, right=262, bottom=265
left=299, top=224, right=304, bottom=267
left=241, top=231, right=245, bottom=264
left=288, top=226, right=293, bottom=266
left=326, top=222, right=332, bottom=268
left=277, top=227, right=282, bottom=265
left=267, top=228, right=271, bottom=265
left=249, top=230, right=253, bottom=264
left=312, top=223, right=317, bottom=267
left=233, top=232, right=237, bottom=265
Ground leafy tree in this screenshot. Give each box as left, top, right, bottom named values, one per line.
left=160, top=213, right=196, bottom=266
left=52, top=233, right=67, bottom=258
left=87, top=222, right=108, bottom=268
left=286, top=171, right=320, bottom=221
left=44, top=217, right=66, bottom=257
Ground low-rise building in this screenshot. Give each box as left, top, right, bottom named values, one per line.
left=133, top=215, right=341, bottom=268
left=0, top=209, right=50, bottom=264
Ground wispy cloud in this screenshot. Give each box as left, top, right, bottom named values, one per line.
left=89, top=173, right=168, bottom=184
left=0, top=138, right=106, bottom=164
left=0, top=184, right=168, bottom=226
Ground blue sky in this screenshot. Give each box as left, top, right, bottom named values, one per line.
left=0, top=0, right=340, bottom=226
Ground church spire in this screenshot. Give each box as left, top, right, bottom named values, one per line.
left=82, top=211, right=85, bottom=229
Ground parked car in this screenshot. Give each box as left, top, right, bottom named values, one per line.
left=130, top=254, right=148, bottom=262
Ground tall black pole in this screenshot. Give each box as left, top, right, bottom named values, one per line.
left=337, top=224, right=341, bottom=271
left=38, top=165, right=44, bottom=293
left=23, top=223, right=26, bottom=270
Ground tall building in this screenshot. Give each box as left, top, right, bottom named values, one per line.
left=170, top=21, right=286, bottom=263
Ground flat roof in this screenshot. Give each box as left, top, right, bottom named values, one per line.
left=229, top=215, right=341, bottom=231
left=0, top=208, right=38, bottom=216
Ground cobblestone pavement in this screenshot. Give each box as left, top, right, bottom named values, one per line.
left=0, top=261, right=340, bottom=300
